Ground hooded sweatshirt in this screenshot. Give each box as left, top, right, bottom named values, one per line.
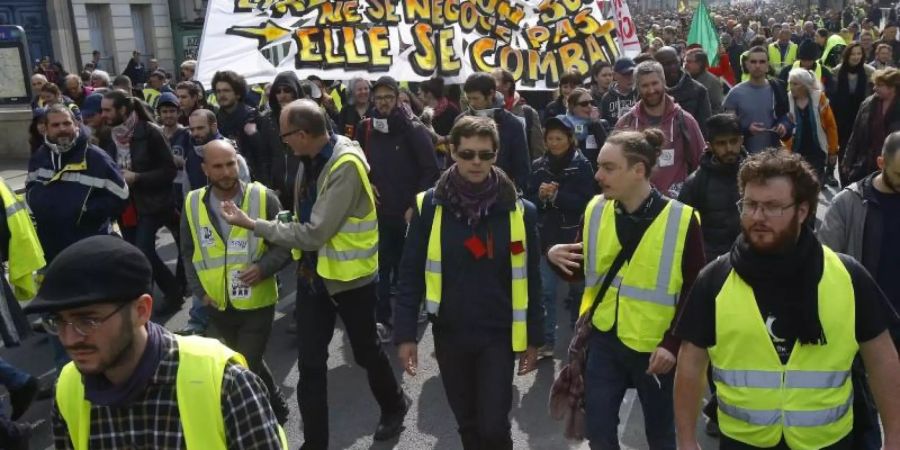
left=667, top=70, right=712, bottom=138
left=261, top=71, right=304, bottom=207
left=600, top=83, right=637, bottom=126
left=615, top=95, right=705, bottom=198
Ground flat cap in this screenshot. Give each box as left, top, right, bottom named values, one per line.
left=24, top=235, right=152, bottom=314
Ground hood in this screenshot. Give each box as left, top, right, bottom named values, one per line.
left=631, top=94, right=680, bottom=125
left=699, top=148, right=748, bottom=174
left=268, top=71, right=303, bottom=115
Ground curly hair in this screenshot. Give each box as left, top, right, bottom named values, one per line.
left=211, top=70, right=247, bottom=101
left=738, top=149, right=820, bottom=219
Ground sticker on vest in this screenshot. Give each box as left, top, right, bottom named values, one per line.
left=574, top=124, right=585, bottom=134
left=230, top=270, right=252, bottom=299
left=585, top=135, right=598, bottom=149
left=372, top=118, right=389, bottom=134
left=659, top=148, right=675, bottom=167
left=228, top=239, right=249, bottom=253
left=200, top=226, right=215, bottom=247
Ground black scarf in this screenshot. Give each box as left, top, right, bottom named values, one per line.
left=83, top=321, right=166, bottom=407
left=837, top=62, right=867, bottom=108
left=729, top=226, right=826, bottom=345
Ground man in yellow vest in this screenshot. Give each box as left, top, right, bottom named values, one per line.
left=24, top=235, right=287, bottom=449
left=769, top=28, right=799, bottom=73
left=180, top=139, right=292, bottom=424
left=220, top=99, right=409, bottom=449
left=673, top=150, right=900, bottom=450
left=547, top=129, right=706, bottom=449
left=778, top=40, right=835, bottom=91
left=394, top=116, right=543, bottom=449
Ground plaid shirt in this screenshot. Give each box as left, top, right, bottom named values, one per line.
left=52, top=328, right=283, bottom=450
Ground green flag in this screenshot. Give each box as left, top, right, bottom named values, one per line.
left=687, top=0, right=719, bottom=66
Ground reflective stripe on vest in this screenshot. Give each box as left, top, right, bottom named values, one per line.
left=416, top=190, right=530, bottom=351
left=580, top=196, right=693, bottom=352
left=185, top=182, right=278, bottom=310
left=28, top=167, right=129, bottom=200
left=708, top=246, right=857, bottom=449
left=55, top=335, right=288, bottom=450
left=768, top=42, right=798, bottom=71
left=143, top=88, right=161, bottom=109
left=315, top=152, right=379, bottom=281
left=0, top=180, right=45, bottom=301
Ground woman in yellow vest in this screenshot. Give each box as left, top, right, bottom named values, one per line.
left=394, top=116, right=544, bottom=450
left=24, top=235, right=288, bottom=449
left=673, top=150, right=900, bottom=450
left=547, top=128, right=705, bottom=449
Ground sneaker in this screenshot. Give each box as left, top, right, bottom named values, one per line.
left=537, top=344, right=555, bottom=359
left=373, top=393, right=411, bottom=441
left=9, top=377, right=38, bottom=420
left=376, top=323, right=393, bottom=344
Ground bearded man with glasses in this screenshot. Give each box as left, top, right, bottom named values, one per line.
left=674, top=149, right=900, bottom=450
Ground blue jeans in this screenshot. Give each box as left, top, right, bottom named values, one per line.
left=376, top=218, right=406, bottom=326
left=584, top=331, right=675, bottom=450
left=186, top=295, right=210, bottom=330
left=540, top=257, right=583, bottom=346
left=0, top=358, right=29, bottom=390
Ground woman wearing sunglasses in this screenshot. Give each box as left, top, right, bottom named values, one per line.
left=394, top=116, right=544, bottom=450
left=564, top=87, right=610, bottom=174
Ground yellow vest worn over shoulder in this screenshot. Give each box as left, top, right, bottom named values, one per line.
left=416, top=190, right=530, bottom=351
left=0, top=179, right=45, bottom=300
left=709, top=246, right=856, bottom=449
left=55, top=335, right=288, bottom=450
left=769, top=42, right=798, bottom=72
left=142, top=88, right=161, bottom=109
left=185, top=182, right=278, bottom=310
left=580, top=196, right=694, bottom=353
left=791, top=61, right=823, bottom=83
left=315, top=152, right=379, bottom=281
left=821, top=34, right=847, bottom=68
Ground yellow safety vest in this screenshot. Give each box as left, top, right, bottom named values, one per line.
left=580, top=196, right=694, bottom=353
left=251, top=85, right=267, bottom=110
left=56, top=335, right=288, bottom=450
left=791, top=61, right=823, bottom=82
left=709, top=246, right=857, bottom=449
left=142, top=88, right=161, bottom=109
left=184, top=182, right=278, bottom=310
left=0, top=179, right=44, bottom=300
left=416, top=190, right=530, bottom=351
left=313, top=152, right=379, bottom=281
left=768, top=42, right=798, bottom=72
left=329, top=84, right=345, bottom=112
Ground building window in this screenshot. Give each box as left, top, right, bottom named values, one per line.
left=86, top=4, right=115, bottom=72
left=130, top=4, right=156, bottom=62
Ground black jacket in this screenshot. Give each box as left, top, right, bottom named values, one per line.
left=526, top=148, right=596, bottom=251
left=678, top=151, right=745, bottom=261
left=259, top=71, right=303, bottom=208
left=105, top=121, right=177, bottom=216
left=217, top=103, right=265, bottom=183
left=844, top=94, right=900, bottom=184
left=456, top=107, right=531, bottom=191
left=393, top=181, right=544, bottom=347
left=667, top=71, right=712, bottom=138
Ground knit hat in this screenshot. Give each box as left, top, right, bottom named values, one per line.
left=797, top=40, right=821, bottom=60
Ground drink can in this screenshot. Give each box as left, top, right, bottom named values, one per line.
left=276, top=210, right=293, bottom=223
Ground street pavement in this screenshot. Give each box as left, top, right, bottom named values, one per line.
left=0, top=185, right=839, bottom=450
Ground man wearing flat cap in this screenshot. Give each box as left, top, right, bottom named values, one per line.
left=28, top=235, right=287, bottom=449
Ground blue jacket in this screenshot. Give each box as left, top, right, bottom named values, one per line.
left=526, top=148, right=596, bottom=251
left=457, top=107, right=531, bottom=191
left=354, top=110, right=440, bottom=221
left=26, top=134, right=128, bottom=262
left=393, top=175, right=544, bottom=347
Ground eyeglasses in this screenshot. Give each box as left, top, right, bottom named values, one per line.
left=456, top=149, right=496, bottom=161
left=280, top=128, right=302, bottom=139
left=373, top=95, right=396, bottom=103
left=736, top=199, right=796, bottom=218
left=576, top=100, right=592, bottom=107
left=43, top=302, right=131, bottom=337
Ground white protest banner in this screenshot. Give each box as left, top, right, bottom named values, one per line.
left=197, top=0, right=623, bottom=89
left=610, top=0, right=639, bottom=57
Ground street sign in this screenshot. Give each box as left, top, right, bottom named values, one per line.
left=0, top=25, right=32, bottom=106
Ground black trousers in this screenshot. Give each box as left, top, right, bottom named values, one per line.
left=434, top=330, right=515, bottom=450
left=207, top=305, right=283, bottom=405
left=295, top=281, right=404, bottom=449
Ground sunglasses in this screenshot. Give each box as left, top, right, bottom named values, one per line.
left=456, top=149, right=496, bottom=161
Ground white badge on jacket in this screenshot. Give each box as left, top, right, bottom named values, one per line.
left=585, top=135, right=598, bottom=149
left=659, top=148, right=675, bottom=167
left=372, top=118, right=389, bottom=133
